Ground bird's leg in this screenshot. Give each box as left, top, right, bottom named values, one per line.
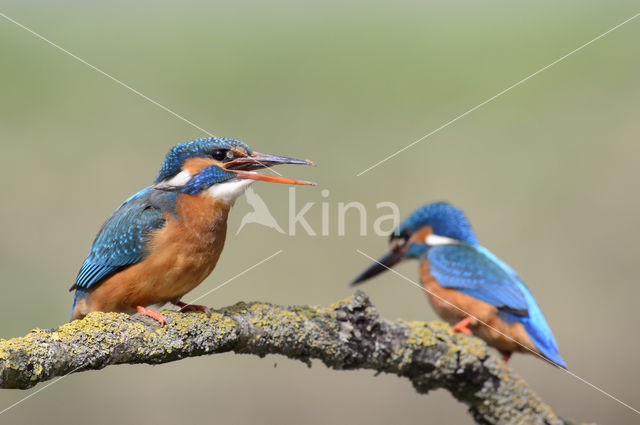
left=452, top=316, right=474, bottom=336
left=172, top=300, right=211, bottom=316
left=501, top=352, right=512, bottom=362
left=135, top=305, right=167, bottom=325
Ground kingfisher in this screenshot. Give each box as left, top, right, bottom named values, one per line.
left=70, top=137, right=314, bottom=324
left=351, top=202, right=566, bottom=368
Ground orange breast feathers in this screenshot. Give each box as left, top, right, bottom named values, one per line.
left=76, top=194, right=231, bottom=316
left=419, top=260, right=540, bottom=357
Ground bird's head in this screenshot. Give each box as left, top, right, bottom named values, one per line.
left=351, top=202, right=477, bottom=285
left=154, top=137, right=315, bottom=203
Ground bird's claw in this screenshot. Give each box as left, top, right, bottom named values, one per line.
left=136, top=305, right=167, bottom=326
left=172, top=300, right=211, bottom=316
left=452, top=317, right=473, bottom=336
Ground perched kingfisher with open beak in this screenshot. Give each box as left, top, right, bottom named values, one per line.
left=351, top=202, right=566, bottom=368
left=70, top=137, right=314, bottom=324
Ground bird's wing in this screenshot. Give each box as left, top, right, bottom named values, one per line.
left=426, top=243, right=529, bottom=315
left=71, top=187, right=171, bottom=290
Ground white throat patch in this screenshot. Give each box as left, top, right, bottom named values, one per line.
left=425, top=234, right=460, bottom=246
left=205, top=179, right=254, bottom=205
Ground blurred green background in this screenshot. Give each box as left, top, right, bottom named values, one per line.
left=1, top=1, right=639, bottom=424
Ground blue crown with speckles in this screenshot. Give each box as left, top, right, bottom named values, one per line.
left=155, top=137, right=252, bottom=183
left=395, top=202, right=478, bottom=244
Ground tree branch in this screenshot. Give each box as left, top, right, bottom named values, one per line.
left=0, top=291, right=582, bottom=425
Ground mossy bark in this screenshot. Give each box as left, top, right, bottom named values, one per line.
left=0, top=291, right=583, bottom=425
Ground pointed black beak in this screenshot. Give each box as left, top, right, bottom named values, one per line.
left=350, top=250, right=404, bottom=286
left=225, top=151, right=315, bottom=171
left=223, top=151, right=316, bottom=186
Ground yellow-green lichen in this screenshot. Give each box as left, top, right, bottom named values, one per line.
left=222, top=301, right=250, bottom=316
left=400, top=319, right=440, bottom=347
left=327, top=295, right=354, bottom=311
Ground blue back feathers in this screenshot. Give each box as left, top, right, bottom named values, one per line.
left=71, top=137, right=254, bottom=320
left=427, top=244, right=529, bottom=315
left=431, top=244, right=565, bottom=367
left=396, top=202, right=566, bottom=367
left=155, top=137, right=252, bottom=183
left=395, top=202, right=478, bottom=244
left=74, top=137, right=248, bottom=293
left=71, top=187, right=177, bottom=291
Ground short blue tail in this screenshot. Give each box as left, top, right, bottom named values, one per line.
left=70, top=289, right=88, bottom=322
left=478, top=246, right=566, bottom=368
left=503, top=285, right=567, bottom=369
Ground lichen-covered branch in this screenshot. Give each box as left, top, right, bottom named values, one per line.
left=0, top=291, right=581, bottom=425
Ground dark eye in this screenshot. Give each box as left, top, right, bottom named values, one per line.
left=211, top=149, right=228, bottom=161
left=390, top=229, right=409, bottom=244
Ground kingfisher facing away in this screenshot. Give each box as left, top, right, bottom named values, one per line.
left=351, top=202, right=566, bottom=368
left=70, top=137, right=314, bottom=324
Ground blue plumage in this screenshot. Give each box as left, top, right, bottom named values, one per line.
left=500, top=295, right=567, bottom=368
left=71, top=187, right=175, bottom=291
left=155, top=137, right=251, bottom=182
left=69, top=137, right=314, bottom=323
left=395, top=202, right=478, bottom=244
left=427, top=243, right=566, bottom=367
left=472, top=245, right=566, bottom=367
left=427, top=244, right=529, bottom=315
left=180, top=165, right=236, bottom=195
left=352, top=201, right=566, bottom=368
left=72, top=154, right=238, bottom=293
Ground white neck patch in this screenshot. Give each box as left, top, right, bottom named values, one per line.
left=157, top=170, right=192, bottom=189
left=205, top=178, right=254, bottom=205
left=425, top=234, right=460, bottom=246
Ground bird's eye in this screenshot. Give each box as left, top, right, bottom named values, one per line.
left=390, top=237, right=407, bottom=251
left=211, top=149, right=228, bottom=161
left=390, top=229, right=410, bottom=244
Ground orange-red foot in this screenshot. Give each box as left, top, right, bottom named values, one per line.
left=172, top=300, right=211, bottom=316
left=136, top=305, right=167, bottom=325
left=502, top=353, right=512, bottom=362
left=452, top=317, right=473, bottom=336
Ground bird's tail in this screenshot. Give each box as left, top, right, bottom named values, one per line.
left=522, top=319, right=567, bottom=369
left=516, top=291, right=567, bottom=369
left=70, top=289, right=88, bottom=322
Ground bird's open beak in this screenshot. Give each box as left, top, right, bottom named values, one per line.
left=350, top=250, right=404, bottom=286
left=225, top=151, right=316, bottom=186
left=232, top=170, right=315, bottom=185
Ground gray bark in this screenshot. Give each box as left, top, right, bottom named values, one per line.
left=0, top=291, right=584, bottom=425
